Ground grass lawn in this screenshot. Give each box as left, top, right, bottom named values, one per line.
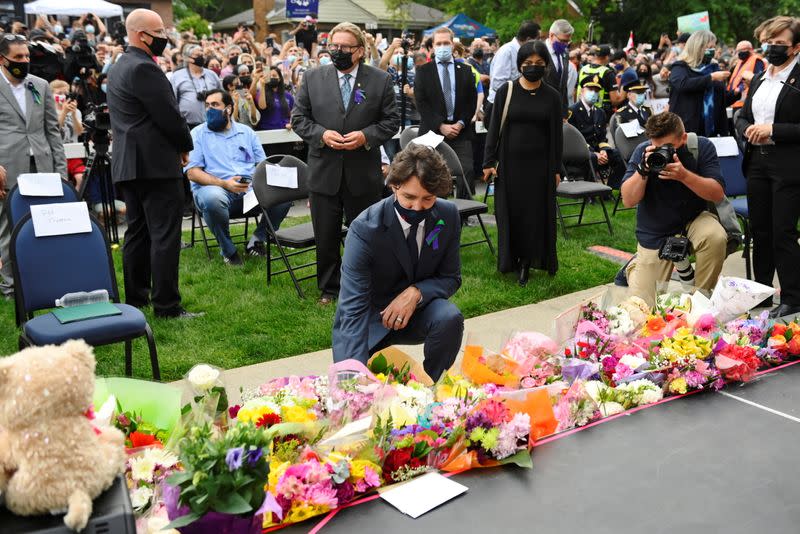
left=0, top=199, right=638, bottom=380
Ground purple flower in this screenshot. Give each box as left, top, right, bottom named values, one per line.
left=354, top=88, right=366, bottom=104
left=225, top=446, right=244, bottom=471
left=247, top=447, right=263, bottom=466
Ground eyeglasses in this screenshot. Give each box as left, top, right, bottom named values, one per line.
left=328, top=44, right=360, bottom=53
left=2, top=34, right=28, bottom=43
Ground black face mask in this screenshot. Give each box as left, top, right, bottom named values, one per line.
left=638, top=68, right=651, bottom=79
left=2, top=56, right=29, bottom=80
left=240, top=76, right=252, bottom=87
left=394, top=198, right=429, bottom=226
left=702, top=48, right=715, bottom=65
left=472, top=49, right=484, bottom=60
left=266, top=79, right=279, bottom=89
left=192, top=56, right=206, bottom=67
left=737, top=50, right=751, bottom=61
left=521, top=65, right=546, bottom=82
left=331, top=49, right=355, bottom=71
left=143, top=32, right=168, bottom=56
left=229, top=55, right=239, bottom=66
left=765, top=44, right=791, bottom=66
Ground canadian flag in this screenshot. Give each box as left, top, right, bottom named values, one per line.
left=625, top=31, right=635, bottom=51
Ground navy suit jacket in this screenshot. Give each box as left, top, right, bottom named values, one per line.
left=332, top=196, right=462, bottom=363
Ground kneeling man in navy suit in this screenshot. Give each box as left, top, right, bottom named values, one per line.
left=332, top=143, right=464, bottom=380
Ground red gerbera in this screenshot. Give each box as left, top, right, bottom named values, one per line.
left=129, top=431, right=159, bottom=448
left=256, top=412, right=282, bottom=428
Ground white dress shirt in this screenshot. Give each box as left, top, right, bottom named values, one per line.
left=752, top=54, right=798, bottom=144
left=488, top=38, right=521, bottom=104
left=1, top=67, right=27, bottom=117
left=395, top=209, right=425, bottom=257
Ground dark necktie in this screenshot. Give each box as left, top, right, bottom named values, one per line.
left=441, top=62, right=454, bottom=119
left=407, top=221, right=419, bottom=277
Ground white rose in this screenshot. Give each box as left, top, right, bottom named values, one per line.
left=619, top=354, right=647, bottom=371
left=583, top=380, right=608, bottom=403
left=130, top=486, right=154, bottom=509
left=187, top=364, right=220, bottom=392
left=640, top=388, right=663, bottom=405
left=599, top=402, right=625, bottom=417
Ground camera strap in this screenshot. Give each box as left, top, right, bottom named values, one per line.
left=686, top=132, right=698, bottom=160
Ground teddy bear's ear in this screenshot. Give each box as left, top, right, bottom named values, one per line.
left=60, top=339, right=97, bottom=373
left=0, top=356, right=10, bottom=386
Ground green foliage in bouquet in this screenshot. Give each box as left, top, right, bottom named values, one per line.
left=368, top=353, right=414, bottom=384
left=165, top=423, right=272, bottom=528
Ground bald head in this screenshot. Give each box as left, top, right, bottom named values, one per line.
left=126, top=9, right=165, bottom=50
left=736, top=40, right=754, bottom=53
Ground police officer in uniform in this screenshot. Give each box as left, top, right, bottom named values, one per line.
left=569, top=75, right=626, bottom=188
left=615, top=70, right=652, bottom=127
left=578, top=45, right=620, bottom=125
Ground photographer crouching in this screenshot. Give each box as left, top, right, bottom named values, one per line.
left=621, top=112, right=727, bottom=307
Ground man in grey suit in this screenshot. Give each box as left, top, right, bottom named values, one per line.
left=292, top=22, right=399, bottom=304
left=0, top=33, right=67, bottom=297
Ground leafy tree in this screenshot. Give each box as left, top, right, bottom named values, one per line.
left=176, top=13, right=212, bottom=38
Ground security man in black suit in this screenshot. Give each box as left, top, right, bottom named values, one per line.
left=414, top=26, right=478, bottom=199
left=107, top=9, right=198, bottom=319
left=616, top=70, right=652, bottom=127
left=568, top=75, right=626, bottom=188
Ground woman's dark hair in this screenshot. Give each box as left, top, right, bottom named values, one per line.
left=263, top=66, right=290, bottom=119
left=386, top=144, right=453, bottom=198
left=516, top=40, right=551, bottom=73
left=222, top=74, right=238, bottom=92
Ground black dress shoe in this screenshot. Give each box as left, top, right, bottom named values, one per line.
left=769, top=303, right=800, bottom=319
left=755, top=296, right=773, bottom=309
left=518, top=260, right=531, bottom=287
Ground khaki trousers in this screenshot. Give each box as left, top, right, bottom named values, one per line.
left=626, top=211, right=728, bottom=307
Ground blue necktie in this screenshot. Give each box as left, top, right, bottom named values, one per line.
left=341, top=74, right=352, bottom=110
left=441, top=62, right=454, bottom=119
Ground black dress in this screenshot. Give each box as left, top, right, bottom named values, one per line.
left=483, top=80, right=562, bottom=275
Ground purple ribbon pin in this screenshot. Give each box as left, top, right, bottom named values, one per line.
left=425, top=219, right=445, bottom=250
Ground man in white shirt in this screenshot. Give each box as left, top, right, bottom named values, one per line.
left=486, top=21, right=540, bottom=126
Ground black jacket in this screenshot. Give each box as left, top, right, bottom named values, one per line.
left=616, top=101, right=651, bottom=127
left=544, top=52, right=570, bottom=118
left=735, top=61, right=800, bottom=169
left=568, top=101, right=610, bottom=151
left=107, top=46, right=193, bottom=182
left=414, top=59, right=477, bottom=140
left=668, top=61, right=736, bottom=137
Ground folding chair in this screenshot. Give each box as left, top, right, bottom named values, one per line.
left=434, top=141, right=495, bottom=256
left=611, top=126, right=648, bottom=214
left=557, top=123, right=613, bottom=238
left=4, top=180, right=81, bottom=324
left=399, top=126, right=419, bottom=150
left=253, top=155, right=345, bottom=299
left=189, top=197, right=255, bottom=260
left=10, top=213, right=160, bottom=379
left=719, top=151, right=751, bottom=279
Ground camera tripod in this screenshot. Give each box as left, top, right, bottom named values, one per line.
left=78, top=132, right=119, bottom=244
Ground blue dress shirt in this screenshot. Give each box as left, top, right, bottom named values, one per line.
left=184, top=121, right=266, bottom=191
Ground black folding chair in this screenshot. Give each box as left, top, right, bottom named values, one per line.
left=611, top=126, right=647, bottom=214
left=557, top=123, right=613, bottom=238
left=399, top=126, right=420, bottom=150
left=189, top=200, right=255, bottom=259
left=252, top=155, right=345, bottom=298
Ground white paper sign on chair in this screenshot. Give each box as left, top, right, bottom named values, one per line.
left=30, top=202, right=92, bottom=237
left=17, top=173, right=63, bottom=196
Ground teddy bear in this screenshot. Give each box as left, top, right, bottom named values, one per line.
left=0, top=339, right=126, bottom=531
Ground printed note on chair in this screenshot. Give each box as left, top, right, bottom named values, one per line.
left=30, top=202, right=91, bottom=237
left=266, top=165, right=298, bottom=189
left=619, top=120, right=645, bottom=138
left=17, top=173, right=62, bottom=196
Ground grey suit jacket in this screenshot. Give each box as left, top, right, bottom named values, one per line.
left=291, top=63, right=399, bottom=197
left=0, top=73, right=67, bottom=189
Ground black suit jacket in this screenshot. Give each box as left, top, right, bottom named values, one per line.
left=414, top=59, right=477, bottom=140
left=616, top=102, right=652, bottom=127
left=291, top=63, right=399, bottom=196
left=544, top=51, right=570, bottom=117
left=735, top=61, right=800, bottom=169
left=107, top=47, right=193, bottom=183
left=568, top=101, right=610, bottom=151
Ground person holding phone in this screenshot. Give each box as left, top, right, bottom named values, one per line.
left=291, top=15, right=318, bottom=58
left=253, top=66, right=294, bottom=132
left=185, top=89, right=291, bottom=265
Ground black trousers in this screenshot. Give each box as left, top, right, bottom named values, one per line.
left=371, top=298, right=464, bottom=381
left=746, top=150, right=800, bottom=305
left=118, top=178, right=184, bottom=315
left=445, top=136, right=474, bottom=199
left=310, top=179, right=380, bottom=298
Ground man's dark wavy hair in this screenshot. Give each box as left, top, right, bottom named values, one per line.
left=386, top=143, right=453, bottom=197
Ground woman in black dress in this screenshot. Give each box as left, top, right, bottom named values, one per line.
left=483, top=40, right=563, bottom=286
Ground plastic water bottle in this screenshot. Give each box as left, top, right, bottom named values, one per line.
left=487, top=183, right=495, bottom=196
left=55, top=289, right=109, bottom=308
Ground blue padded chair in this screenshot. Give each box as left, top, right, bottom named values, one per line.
left=10, top=213, right=160, bottom=379
left=5, top=180, right=80, bottom=229
left=719, top=152, right=751, bottom=279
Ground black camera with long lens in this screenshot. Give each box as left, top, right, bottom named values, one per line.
left=646, top=144, right=676, bottom=174
left=84, top=103, right=111, bottom=152
left=401, top=31, right=415, bottom=51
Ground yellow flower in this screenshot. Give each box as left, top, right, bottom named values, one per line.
left=237, top=405, right=275, bottom=424
left=284, top=503, right=329, bottom=524
left=350, top=459, right=382, bottom=481
left=436, top=383, right=455, bottom=402
left=267, top=460, right=290, bottom=491
left=375, top=372, right=387, bottom=381
left=669, top=377, right=688, bottom=395
left=280, top=405, right=317, bottom=423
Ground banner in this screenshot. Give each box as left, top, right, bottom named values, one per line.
left=286, top=0, right=319, bottom=19
left=677, top=11, right=711, bottom=33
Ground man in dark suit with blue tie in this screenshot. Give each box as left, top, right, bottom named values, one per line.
left=292, top=22, right=399, bottom=304
left=332, top=144, right=464, bottom=381
left=414, top=27, right=478, bottom=199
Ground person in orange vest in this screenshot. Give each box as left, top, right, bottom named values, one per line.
left=728, top=41, right=766, bottom=109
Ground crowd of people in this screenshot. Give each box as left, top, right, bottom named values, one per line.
left=0, top=8, right=799, bottom=368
